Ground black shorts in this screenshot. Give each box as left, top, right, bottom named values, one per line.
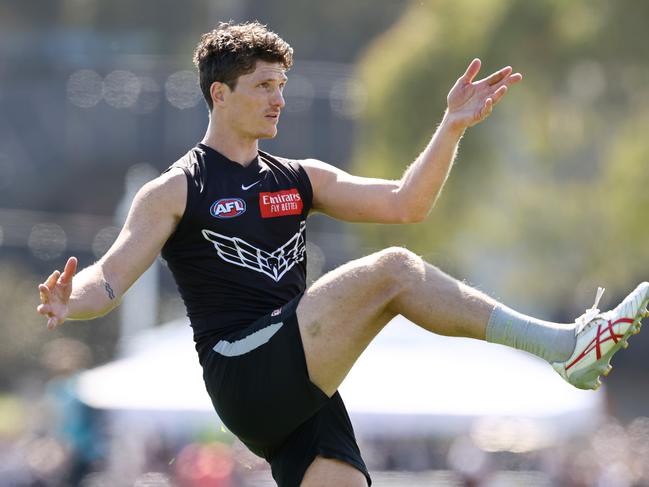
left=200, top=295, right=371, bottom=487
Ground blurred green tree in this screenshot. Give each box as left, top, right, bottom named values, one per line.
left=352, top=0, right=649, bottom=315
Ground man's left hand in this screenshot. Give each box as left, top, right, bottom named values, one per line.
left=445, top=59, right=522, bottom=130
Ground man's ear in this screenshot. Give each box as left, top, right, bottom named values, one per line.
left=210, top=81, right=229, bottom=107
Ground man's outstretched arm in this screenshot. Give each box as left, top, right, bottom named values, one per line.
left=37, top=168, right=187, bottom=330
left=303, top=59, right=522, bottom=223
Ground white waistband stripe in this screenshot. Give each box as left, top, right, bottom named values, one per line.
left=212, top=322, right=284, bottom=357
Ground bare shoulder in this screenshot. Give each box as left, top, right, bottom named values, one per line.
left=155, top=167, right=187, bottom=193
left=134, top=167, right=187, bottom=220
left=300, top=158, right=331, bottom=172
left=300, top=158, right=340, bottom=185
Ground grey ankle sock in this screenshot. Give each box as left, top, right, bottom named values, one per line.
left=486, top=305, right=576, bottom=363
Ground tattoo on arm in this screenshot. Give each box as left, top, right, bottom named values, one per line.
left=103, top=280, right=116, bottom=300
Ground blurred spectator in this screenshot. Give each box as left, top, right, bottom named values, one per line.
left=447, top=435, right=493, bottom=486
left=174, top=441, right=234, bottom=487
left=40, top=338, right=104, bottom=485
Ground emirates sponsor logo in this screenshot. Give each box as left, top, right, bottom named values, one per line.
left=259, top=189, right=303, bottom=218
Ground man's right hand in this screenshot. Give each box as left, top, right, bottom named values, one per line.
left=37, top=256, right=78, bottom=330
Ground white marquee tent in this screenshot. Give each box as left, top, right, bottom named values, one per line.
left=75, top=315, right=605, bottom=446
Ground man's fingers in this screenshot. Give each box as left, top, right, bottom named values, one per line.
left=47, top=316, right=60, bottom=331
left=478, top=71, right=522, bottom=96
left=37, top=303, right=51, bottom=315
left=479, top=66, right=512, bottom=86
left=480, top=97, right=493, bottom=120
left=38, top=283, right=50, bottom=303
left=508, top=72, right=523, bottom=85
left=490, top=85, right=508, bottom=106
left=39, top=262, right=73, bottom=330
left=59, top=256, right=78, bottom=284
left=45, top=270, right=61, bottom=289
left=462, top=58, right=482, bottom=84
left=484, top=73, right=521, bottom=105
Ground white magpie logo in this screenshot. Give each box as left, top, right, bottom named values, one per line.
left=201, top=221, right=306, bottom=282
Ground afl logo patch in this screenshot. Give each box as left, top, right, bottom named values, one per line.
left=210, top=198, right=246, bottom=219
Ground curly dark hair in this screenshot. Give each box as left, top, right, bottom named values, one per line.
left=193, top=21, right=294, bottom=110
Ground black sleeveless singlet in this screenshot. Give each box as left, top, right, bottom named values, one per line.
left=160, top=143, right=313, bottom=349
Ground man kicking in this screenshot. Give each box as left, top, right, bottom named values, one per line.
left=37, top=21, right=648, bottom=487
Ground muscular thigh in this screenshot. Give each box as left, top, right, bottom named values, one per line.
left=301, top=456, right=368, bottom=487
left=297, top=249, right=410, bottom=396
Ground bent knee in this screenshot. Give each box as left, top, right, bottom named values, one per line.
left=375, top=246, right=418, bottom=265
left=372, top=246, right=423, bottom=282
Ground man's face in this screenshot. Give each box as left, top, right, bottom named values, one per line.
left=219, top=61, right=287, bottom=140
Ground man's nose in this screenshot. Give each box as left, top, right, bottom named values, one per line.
left=271, top=88, right=285, bottom=108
